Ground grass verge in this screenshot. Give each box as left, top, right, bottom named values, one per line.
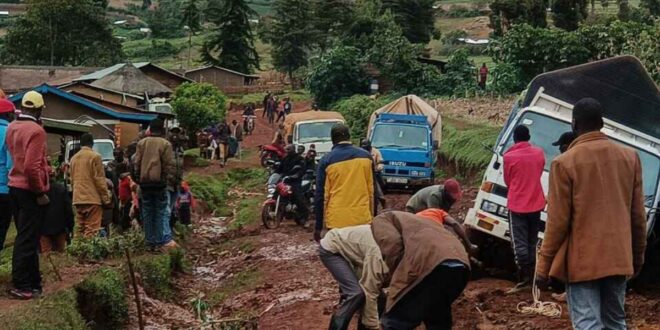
left=134, top=248, right=190, bottom=300
left=0, top=289, right=87, bottom=330
left=75, top=267, right=128, bottom=329
left=440, top=117, right=500, bottom=177
left=208, top=267, right=263, bottom=308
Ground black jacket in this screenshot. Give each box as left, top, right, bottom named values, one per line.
left=276, top=154, right=305, bottom=178
left=42, top=182, right=74, bottom=236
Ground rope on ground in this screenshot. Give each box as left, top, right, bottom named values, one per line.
left=516, top=272, right=562, bottom=318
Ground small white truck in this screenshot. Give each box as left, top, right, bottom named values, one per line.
left=464, top=56, right=660, bottom=269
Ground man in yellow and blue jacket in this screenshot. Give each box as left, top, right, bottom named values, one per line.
left=314, top=123, right=375, bottom=242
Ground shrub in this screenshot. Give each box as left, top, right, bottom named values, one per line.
left=123, top=39, right=179, bottom=59
left=332, top=95, right=396, bottom=140
left=440, top=121, right=500, bottom=173
left=0, top=289, right=87, bottom=330
left=75, top=268, right=128, bottom=328
left=307, top=45, right=369, bottom=108
left=186, top=173, right=229, bottom=214
left=490, top=63, right=525, bottom=95
left=172, top=82, right=227, bottom=135
left=442, top=5, right=481, bottom=18
left=134, top=249, right=188, bottom=300
left=67, top=229, right=145, bottom=262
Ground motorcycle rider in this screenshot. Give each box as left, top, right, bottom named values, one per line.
left=275, top=144, right=309, bottom=226
left=304, top=144, right=317, bottom=171
left=242, top=103, right=256, bottom=133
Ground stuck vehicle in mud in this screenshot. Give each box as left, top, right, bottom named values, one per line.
left=464, top=56, right=660, bottom=270
left=284, top=111, right=345, bottom=160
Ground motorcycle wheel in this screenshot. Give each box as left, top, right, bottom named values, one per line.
left=261, top=203, right=281, bottom=229
left=260, top=152, right=272, bottom=167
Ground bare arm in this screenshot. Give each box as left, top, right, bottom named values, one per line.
left=444, top=216, right=474, bottom=255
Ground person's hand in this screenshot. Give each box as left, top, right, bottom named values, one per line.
left=534, top=273, right=550, bottom=291
left=313, top=230, right=322, bottom=243
left=36, top=194, right=50, bottom=206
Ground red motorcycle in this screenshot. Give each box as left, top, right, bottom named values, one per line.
left=259, top=143, right=286, bottom=167
left=261, top=170, right=315, bottom=229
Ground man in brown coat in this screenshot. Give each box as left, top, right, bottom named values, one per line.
left=536, top=98, right=647, bottom=330
left=371, top=211, right=471, bottom=329
left=70, top=133, right=112, bottom=238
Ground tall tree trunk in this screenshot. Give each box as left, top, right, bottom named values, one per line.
left=188, top=31, right=193, bottom=69
left=289, top=69, right=296, bottom=90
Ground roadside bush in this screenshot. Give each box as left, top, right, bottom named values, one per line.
left=75, top=268, right=128, bottom=329
left=67, top=229, right=145, bottom=262
left=490, top=63, right=525, bottom=95
left=0, top=289, right=87, bottom=330
left=332, top=95, right=396, bottom=140
left=172, top=82, right=227, bottom=135
left=135, top=248, right=188, bottom=300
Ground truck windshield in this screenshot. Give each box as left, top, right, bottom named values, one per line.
left=68, top=142, right=115, bottom=163
left=297, top=122, right=339, bottom=143
left=372, top=124, right=428, bottom=149
left=502, top=111, right=659, bottom=207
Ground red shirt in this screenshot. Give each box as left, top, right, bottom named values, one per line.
left=479, top=66, right=489, bottom=82
left=119, top=176, right=132, bottom=203
left=6, top=117, right=50, bottom=194
left=503, top=142, right=546, bottom=213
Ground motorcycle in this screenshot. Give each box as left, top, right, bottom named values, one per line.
left=242, top=115, right=256, bottom=135
left=261, top=167, right=315, bottom=229
left=259, top=143, right=286, bottom=168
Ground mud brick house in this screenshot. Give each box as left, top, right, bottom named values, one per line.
left=62, top=82, right=144, bottom=108
left=74, top=62, right=192, bottom=92
left=9, top=84, right=156, bottom=154
left=185, top=65, right=260, bottom=93
left=0, top=65, right=98, bottom=94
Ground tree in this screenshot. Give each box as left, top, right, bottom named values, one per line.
left=640, top=0, right=660, bottom=15
left=270, top=0, right=313, bottom=88
left=181, top=0, right=202, bottom=68
left=0, top=0, right=123, bottom=66
left=553, top=0, right=588, bottom=30
left=171, top=83, right=227, bottom=134
left=307, top=45, right=369, bottom=108
left=142, top=0, right=152, bottom=9
left=310, top=0, right=354, bottom=52
left=146, top=0, right=185, bottom=38
left=489, top=0, right=547, bottom=36
left=382, top=0, right=437, bottom=44
left=202, top=0, right=260, bottom=73
left=617, top=0, right=632, bottom=20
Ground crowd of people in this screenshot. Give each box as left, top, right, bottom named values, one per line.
left=0, top=91, right=195, bottom=300
left=262, top=93, right=293, bottom=125
left=313, top=98, right=646, bottom=330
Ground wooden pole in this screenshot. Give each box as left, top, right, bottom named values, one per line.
left=47, top=254, right=63, bottom=282
left=125, top=249, right=145, bottom=330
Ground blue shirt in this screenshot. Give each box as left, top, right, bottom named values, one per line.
left=0, top=119, right=13, bottom=194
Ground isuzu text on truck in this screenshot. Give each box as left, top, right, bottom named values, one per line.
left=464, top=56, right=660, bottom=270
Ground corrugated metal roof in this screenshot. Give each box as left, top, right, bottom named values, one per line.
left=74, top=62, right=150, bottom=82
left=185, top=65, right=260, bottom=79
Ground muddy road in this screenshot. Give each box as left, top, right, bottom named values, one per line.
left=154, top=105, right=660, bottom=330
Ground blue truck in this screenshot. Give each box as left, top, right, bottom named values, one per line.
left=369, top=113, right=438, bottom=188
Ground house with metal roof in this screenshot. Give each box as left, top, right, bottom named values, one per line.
left=185, top=65, right=260, bottom=93
left=74, top=62, right=192, bottom=91
left=9, top=84, right=157, bottom=153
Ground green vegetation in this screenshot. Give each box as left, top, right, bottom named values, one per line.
left=172, top=82, right=227, bottom=135
left=186, top=168, right=268, bottom=214
left=440, top=119, right=500, bottom=174
left=208, top=268, right=262, bottom=307
left=269, top=0, right=314, bottom=88
left=383, top=0, right=438, bottom=44
left=75, top=268, right=128, bottom=328
left=231, top=197, right=262, bottom=230
left=1, top=0, right=122, bottom=66
left=332, top=95, right=396, bottom=140
left=134, top=248, right=189, bottom=300
left=0, top=289, right=87, bottom=330
left=307, top=46, right=369, bottom=108
left=67, top=229, right=145, bottom=262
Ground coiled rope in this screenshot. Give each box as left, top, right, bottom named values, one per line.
left=516, top=266, right=562, bottom=318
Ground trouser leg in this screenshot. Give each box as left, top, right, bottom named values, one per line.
left=76, top=204, right=103, bottom=239
left=527, top=211, right=541, bottom=266
left=423, top=265, right=469, bottom=330
left=567, top=279, right=603, bottom=330
left=10, top=188, right=43, bottom=291
left=156, top=189, right=173, bottom=246
left=0, top=193, right=13, bottom=251
left=141, top=191, right=157, bottom=247
left=291, top=183, right=308, bottom=223
left=319, top=246, right=365, bottom=330
left=600, top=276, right=627, bottom=330
left=179, top=204, right=191, bottom=225
left=509, top=212, right=532, bottom=271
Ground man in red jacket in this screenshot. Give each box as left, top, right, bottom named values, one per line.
left=6, top=91, right=50, bottom=299
left=503, top=125, right=546, bottom=292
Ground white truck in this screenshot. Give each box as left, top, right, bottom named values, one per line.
left=284, top=111, right=346, bottom=160
left=62, top=139, right=116, bottom=191
left=464, top=56, right=660, bottom=269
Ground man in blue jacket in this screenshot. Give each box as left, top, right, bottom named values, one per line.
left=0, top=98, right=15, bottom=251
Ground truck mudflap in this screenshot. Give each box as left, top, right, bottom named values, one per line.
left=465, top=208, right=511, bottom=242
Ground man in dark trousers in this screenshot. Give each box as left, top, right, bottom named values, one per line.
left=0, top=98, right=15, bottom=251
left=503, top=125, right=546, bottom=292
left=372, top=211, right=471, bottom=329
left=275, top=144, right=308, bottom=226
left=6, top=91, right=51, bottom=299
left=537, top=98, right=647, bottom=329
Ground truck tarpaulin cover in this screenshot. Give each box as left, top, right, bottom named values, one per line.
left=368, top=94, right=442, bottom=143
left=283, top=111, right=345, bottom=138
left=521, top=56, right=660, bottom=139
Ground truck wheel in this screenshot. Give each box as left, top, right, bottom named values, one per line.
left=467, top=227, right=517, bottom=280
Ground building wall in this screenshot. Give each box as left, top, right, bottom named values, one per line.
left=186, top=68, right=245, bottom=91
left=64, top=84, right=140, bottom=108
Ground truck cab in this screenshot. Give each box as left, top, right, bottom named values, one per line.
left=284, top=111, right=345, bottom=160
left=370, top=113, right=438, bottom=188
left=464, top=57, right=660, bottom=267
